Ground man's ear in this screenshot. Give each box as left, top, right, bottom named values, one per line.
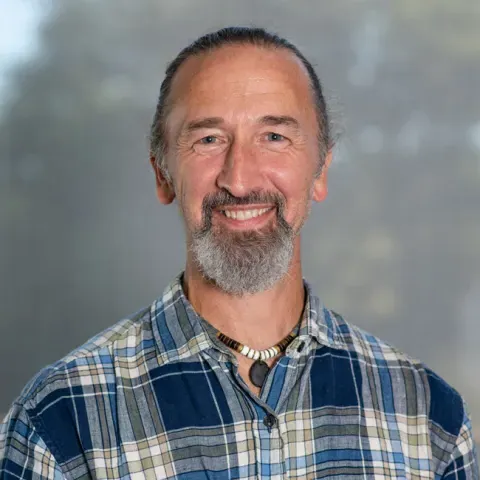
left=150, top=153, right=176, bottom=204
left=312, top=149, right=333, bottom=203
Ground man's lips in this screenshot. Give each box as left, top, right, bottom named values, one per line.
left=212, top=205, right=276, bottom=228
left=217, top=206, right=275, bottom=221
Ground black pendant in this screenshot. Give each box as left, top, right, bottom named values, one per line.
left=249, top=360, right=269, bottom=388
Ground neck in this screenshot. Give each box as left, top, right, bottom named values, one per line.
left=183, top=240, right=305, bottom=350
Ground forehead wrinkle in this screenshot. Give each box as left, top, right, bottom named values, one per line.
left=259, top=115, right=301, bottom=130
left=184, top=116, right=224, bottom=132
left=190, top=82, right=287, bottom=106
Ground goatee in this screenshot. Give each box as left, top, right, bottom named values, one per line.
left=190, top=190, right=295, bottom=296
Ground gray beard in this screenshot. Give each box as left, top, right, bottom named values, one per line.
left=190, top=210, right=295, bottom=296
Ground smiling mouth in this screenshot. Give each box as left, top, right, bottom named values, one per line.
left=219, top=207, right=274, bottom=221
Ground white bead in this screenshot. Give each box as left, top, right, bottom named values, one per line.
left=247, top=349, right=255, bottom=359
left=260, top=350, right=267, bottom=360
left=241, top=345, right=250, bottom=356
left=253, top=351, right=260, bottom=360
left=269, top=348, right=276, bottom=358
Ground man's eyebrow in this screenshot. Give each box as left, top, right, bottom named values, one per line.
left=181, top=115, right=301, bottom=134
left=184, top=117, right=224, bottom=132
left=259, top=115, right=301, bottom=129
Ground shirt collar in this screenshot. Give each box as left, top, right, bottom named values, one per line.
left=151, top=272, right=344, bottom=365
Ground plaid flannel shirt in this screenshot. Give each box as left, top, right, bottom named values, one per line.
left=1, top=273, right=478, bottom=479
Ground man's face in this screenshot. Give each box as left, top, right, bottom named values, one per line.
left=154, top=45, right=331, bottom=295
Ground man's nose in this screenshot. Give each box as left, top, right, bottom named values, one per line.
left=216, top=140, right=263, bottom=197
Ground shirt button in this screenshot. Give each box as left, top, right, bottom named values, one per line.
left=263, top=414, right=277, bottom=428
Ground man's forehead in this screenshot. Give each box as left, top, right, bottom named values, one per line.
left=168, top=44, right=312, bottom=105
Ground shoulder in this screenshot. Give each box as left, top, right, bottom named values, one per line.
left=326, top=309, right=466, bottom=436
left=329, top=310, right=477, bottom=475
left=324, top=308, right=426, bottom=371
left=0, top=304, right=158, bottom=468
left=15, top=304, right=153, bottom=412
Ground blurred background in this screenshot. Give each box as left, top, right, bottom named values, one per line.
left=1, top=0, right=479, bottom=441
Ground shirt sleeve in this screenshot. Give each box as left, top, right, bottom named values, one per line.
left=441, top=400, right=479, bottom=479
left=0, top=403, right=66, bottom=479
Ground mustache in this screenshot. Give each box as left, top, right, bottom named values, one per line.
left=203, top=189, right=284, bottom=210
left=200, top=190, right=286, bottom=229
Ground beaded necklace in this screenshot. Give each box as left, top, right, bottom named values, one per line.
left=216, top=330, right=297, bottom=387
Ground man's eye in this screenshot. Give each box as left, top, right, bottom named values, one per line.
left=266, top=132, right=285, bottom=142
left=199, top=135, right=217, bottom=144
left=193, top=135, right=227, bottom=154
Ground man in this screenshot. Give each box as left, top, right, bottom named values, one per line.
left=0, top=26, right=478, bottom=479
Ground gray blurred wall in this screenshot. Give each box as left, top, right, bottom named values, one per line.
left=1, top=0, right=479, bottom=439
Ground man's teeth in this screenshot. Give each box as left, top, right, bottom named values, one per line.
left=222, top=207, right=271, bottom=220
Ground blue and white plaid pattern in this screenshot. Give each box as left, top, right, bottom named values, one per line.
left=1, top=273, right=478, bottom=479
